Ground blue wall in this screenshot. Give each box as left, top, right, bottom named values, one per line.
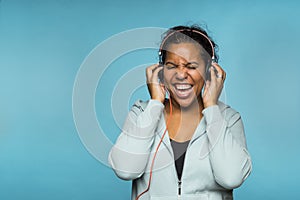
left=1, top=0, right=299, bottom=199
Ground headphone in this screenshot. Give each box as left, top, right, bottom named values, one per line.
left=158, top=29, right=216, bottom=82
left=159, top=29, right=215, bottom=61
left=136, top=29, right=216, bottom=200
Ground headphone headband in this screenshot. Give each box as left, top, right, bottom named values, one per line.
left=159, top=29, right=215, bottom=61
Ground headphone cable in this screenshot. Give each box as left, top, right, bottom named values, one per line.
left=135, top=92, right=173, bottom=200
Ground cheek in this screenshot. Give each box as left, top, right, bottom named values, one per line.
left=191, top=69, right=205, bottom=82
left=163, top=69, right=173, bottom=82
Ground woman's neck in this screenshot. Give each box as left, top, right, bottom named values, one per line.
left=164, top=97, right=204, bottom=142
left=166, top=96, right=204, bottom=116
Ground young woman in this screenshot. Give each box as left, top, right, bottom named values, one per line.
left=109, top=25, right=252, bottom=200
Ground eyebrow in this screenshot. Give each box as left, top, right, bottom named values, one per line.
left=165, top=61, right=178, bottom=66
left=185, top=62, right=199, bottom=65
left=165, top=61, right=199, bottom=66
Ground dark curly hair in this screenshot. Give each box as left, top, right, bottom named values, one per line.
left=159, top=25, right=219, bottom=64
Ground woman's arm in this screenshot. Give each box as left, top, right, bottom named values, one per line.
left=202, top=105, right=252, bottom=189
left=108, top=99, right=164, bottom=180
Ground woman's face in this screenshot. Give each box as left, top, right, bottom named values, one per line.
left=163, top=42, right=206, bottom=108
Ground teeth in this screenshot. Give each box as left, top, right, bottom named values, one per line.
left=175, top=84, right=192, bottom=90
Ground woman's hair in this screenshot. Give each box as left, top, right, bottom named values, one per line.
left=159, top=25, right=219, bottom=64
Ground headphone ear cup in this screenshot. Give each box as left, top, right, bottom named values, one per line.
left=158, top=50, right=164, bottom=83
left=158, top=50, right=162, bottom=64
left=158, top=66, right=164, bottom=83
left=205, top=63, right=211, bottom=81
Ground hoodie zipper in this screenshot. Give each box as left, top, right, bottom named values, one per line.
left=176, top=142, right=192, bottom=199
left=178, top=179, right=182, bottom=199
left=176, top=137, right=197, bottom=199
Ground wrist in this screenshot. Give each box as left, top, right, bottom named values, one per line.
left=204, top=101, right=217, bottom=108
left=151, top=97, right=164, bottom=103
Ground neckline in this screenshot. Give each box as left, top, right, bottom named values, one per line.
left=170, top=139, right=191, bottom=144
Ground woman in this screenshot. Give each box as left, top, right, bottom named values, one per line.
left=109, top=25, right=252, bottom=200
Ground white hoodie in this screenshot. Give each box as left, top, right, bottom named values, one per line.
left=109, top=99, right=252, bottom=200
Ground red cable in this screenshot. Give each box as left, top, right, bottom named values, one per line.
left=135, top=95, right=173, bottom=200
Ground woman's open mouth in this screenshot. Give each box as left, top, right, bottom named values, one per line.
left=172, top=83, right=194, bottom=99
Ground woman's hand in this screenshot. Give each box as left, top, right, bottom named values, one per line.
left=146, top=63, right=166, bottom=103
left=202, top=62, right=226, bottom=108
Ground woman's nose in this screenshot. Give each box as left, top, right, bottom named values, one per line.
left=175, top=67, right=188, bottom=80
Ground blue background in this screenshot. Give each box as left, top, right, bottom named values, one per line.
left=1, top=0, right=300, bottom=199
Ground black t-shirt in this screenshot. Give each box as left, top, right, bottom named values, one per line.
left=170, top=139, right=190, bottom=181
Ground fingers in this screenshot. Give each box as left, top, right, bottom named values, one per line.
left=210, top=66, right=217, bottom=83
left=146, top=63, right=166, bottom=102
left=146, top=63, right=162, bottom=83
left=146, top=63, right=160, bottom=75
left=152, top=65, right=163, bottom=79
left=203, top=63, right=225, bottom=108
left=203, top=80, right=210, bottom=97
left=211, top=62, right=226, bottom=81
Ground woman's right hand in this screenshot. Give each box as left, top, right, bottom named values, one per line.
left=146, top=63, right=166, bottom=103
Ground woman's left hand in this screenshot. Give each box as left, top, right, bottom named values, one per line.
left=202, top=62, right=226, bottom=108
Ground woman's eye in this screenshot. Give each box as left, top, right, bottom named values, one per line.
left=166, top=65, right=176, bottom=69
left=187, top=66, right=197, bottom=69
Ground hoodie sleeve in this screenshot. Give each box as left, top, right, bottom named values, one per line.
left=108, top=99, right=164, bottom=180
left=202, top=104, right=252, bottom=189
